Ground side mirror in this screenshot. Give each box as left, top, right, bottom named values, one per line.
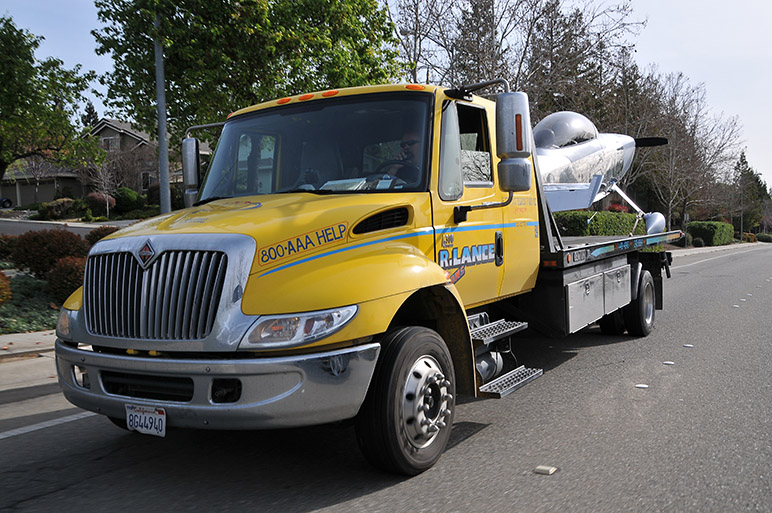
left=496, top=92, right=533, bottom=192
left=182, top=137, right=200, bottom=208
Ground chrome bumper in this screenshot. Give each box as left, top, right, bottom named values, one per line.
left=56, top=340, right=380, bottom=430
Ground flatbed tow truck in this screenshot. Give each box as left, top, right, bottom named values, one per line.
left=55, top=79, right=682, bottom=475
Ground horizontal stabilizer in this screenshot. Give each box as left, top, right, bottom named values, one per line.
left=634, top=137, right=668, bottom=148
left=543, top=174, right=604, bottom=212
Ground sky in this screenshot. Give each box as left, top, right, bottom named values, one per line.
left=3, top=0, right=772, bottom=186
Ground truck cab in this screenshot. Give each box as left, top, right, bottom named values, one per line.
left=55, top=82, right=680, bottom=476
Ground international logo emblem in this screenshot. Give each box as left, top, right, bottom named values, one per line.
left=137, top=240, right=155, bottom=267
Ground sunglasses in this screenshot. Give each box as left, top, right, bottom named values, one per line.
left=400, top=140, right=420, bottom=149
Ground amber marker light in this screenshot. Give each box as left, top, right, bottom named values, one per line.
left=322, top=90, right=339, bottom=97
left=277, top=97, right=291, bottom=105
left=226, top=112, right=234, bottom=119
left=299, top=94, right=314, bottom=101
left=405, top=84, right=425, bottom=90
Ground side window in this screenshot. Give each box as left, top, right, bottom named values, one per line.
left=439, top=101, right=463, bottom=201
left=457, top=103, right=492, bottom=185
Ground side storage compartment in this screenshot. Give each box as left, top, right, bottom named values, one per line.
left=566, top=274, right=605, bottom=333
left=565, top=258, right=631, bottom=334
left=603, top=265, right=631, bottom=314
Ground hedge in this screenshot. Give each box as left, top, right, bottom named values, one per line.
left=10, top=229, right=89, bottom=279
left=47, top=257, right=86, bottom=303
left=757, top=233, right=772, bottom=243
left=86, top=225, right=120, bottom=246
left=687, top=221, right=733, bottom=246
left=553, top=211, right=647, bottom=237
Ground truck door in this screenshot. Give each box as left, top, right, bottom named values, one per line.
left=431, top=100, right=504, bottom=307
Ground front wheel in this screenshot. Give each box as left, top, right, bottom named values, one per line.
left=624, top=270, right=655, bottom=336
left=355, top=327, right=456, bottom=475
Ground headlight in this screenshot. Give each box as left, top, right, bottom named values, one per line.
left=56, top=308, right=72, bottom=339
left=240, top=305, right=358, bottom=350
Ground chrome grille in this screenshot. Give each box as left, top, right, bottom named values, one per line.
left=85, top=250, right=228, bottom=340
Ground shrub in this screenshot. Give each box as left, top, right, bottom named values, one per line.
left=81, top=208, right=94, bottom=222
left=47, top=257, right=86, bottom=303
left=10, top=229, right=89, bottom=279
left=86, top=225, right=120, bottom=246
left=114, top=187, right=145, bottom=214
left=86, top=192, right=116, bottom=216
left=742, top=232, right=757, bottom=243
left=0, top=234, right=17, bottom=260
left=553, top=211, right=646, bottom=237
left=38, top=197, right=74, bottom=220
left=687, top=221, right=733, bottom=246
left=756, top=233, right=772, bottom=243
left=15, top=202, right=43, bottom=211
left=118, top=205, right=161, bottom=220
left=673, top=232, right=693, bottom=248
left=0, top=271, right=11, bottom=306
left=693, top=237, right=704, bottom=247
left=607, top=202, right=629, bottom=213
left=0, top=275, right=59, bottom=334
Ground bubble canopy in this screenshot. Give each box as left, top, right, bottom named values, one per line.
left=533, top=111, right=599, bottom=149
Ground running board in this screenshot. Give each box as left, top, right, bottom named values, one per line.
left=470, top=319, right=528, bottom=345
left=479, top=365, right=543, bottom=398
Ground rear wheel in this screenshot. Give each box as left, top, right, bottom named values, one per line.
left=624, top=270, right=655, bottom=336
left=598, top=309, right=626, bottom=335
left=355, top=326, right=455, bottom=475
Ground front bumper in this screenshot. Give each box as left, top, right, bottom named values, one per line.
left=56, top=340, right=380, bottom=430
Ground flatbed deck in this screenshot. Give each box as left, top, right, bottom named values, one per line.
left=542, top=230, right=683, bottom=269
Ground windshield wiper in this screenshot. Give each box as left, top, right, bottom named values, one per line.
left=193, top=196, right=232, bottom=206
left=280, top=188, right=337, bottom=195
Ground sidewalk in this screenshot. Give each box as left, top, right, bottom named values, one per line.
left=0, top=330, right=56, bottom=359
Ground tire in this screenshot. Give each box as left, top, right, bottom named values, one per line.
left=355, top=326, right=456, bottom=475
left=598, top=309, right=626, bottom=335
left=624, top=270, right=655, bottom=336
left=1, top=199, right=10, bottom=208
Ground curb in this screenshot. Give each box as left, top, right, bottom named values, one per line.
left=0, top=348, right=55, bottom=361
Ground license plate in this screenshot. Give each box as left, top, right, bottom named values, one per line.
left=125, top=405, right=166, bottom=437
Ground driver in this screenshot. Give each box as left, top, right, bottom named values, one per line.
left=379, top=130, right=422, bottom=184
left=398, top=131, right=422, bottom=167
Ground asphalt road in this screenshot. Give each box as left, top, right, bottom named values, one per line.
left=1, top=245, right=770, bottom=512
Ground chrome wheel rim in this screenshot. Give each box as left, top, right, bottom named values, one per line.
left=643, top=281, right=655, bottom=326
left=402, top=355, right=453, bottom=449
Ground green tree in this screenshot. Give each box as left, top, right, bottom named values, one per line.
left=732, top=151, right=769, bottom=234
left=81, top=100, right=101, bottom=129
left=0, top=16, right=101, bottom=177
left=93, top=0, right=401, bottom=145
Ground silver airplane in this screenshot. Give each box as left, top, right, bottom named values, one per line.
left=533, top=111, right=666, bottom=234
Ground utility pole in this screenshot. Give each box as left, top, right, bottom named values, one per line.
left=154, top=14, right=171, bottom=214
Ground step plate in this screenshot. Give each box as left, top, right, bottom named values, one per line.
left=470, top=320, right=528, bottom=345
left=479, top=365, right=543, bottom=398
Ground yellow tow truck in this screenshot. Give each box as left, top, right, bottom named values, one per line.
left=55, top=80, right=682, bottom=475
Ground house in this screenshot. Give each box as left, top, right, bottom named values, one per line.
left=0, top=162, right=85, bottom=208
left=90, top=119, right=160, bottom=193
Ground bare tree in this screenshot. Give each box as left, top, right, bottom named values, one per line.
left=79, top=154, right=118, bottom=217
left=18, top=156, right=55, bottom=204
left=644, top=73, right=741, bottom=230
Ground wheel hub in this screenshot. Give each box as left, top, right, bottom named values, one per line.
left=402, top=355, right=453, bottom=449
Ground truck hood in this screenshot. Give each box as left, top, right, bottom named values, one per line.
left=111, top=193, right=428, bottom=277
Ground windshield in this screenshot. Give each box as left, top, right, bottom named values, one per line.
left=198, top=93, right=432, bottom=202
